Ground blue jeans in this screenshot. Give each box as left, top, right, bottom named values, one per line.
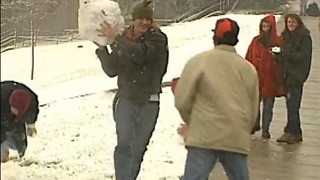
left=1, top=133, right=27, bottom=162
left=1, top=130, right=27, bottom=162
left=183, top=147, right=249, bottom=180
left=284, top=86, right=303, bottom=135
left=261, top=97, right=275, bottom=131
left=1, top=140, right=13, bottom=162
left=113, top=97, right=160, bottom=180
left=300, top=0, right=308, bottom=15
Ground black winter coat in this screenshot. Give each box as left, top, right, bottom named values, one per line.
left=96, top=27, right=169, bottom=104
left=1, top=81, right=39, bottom=144
left=279, top=28, right=312, bottom=87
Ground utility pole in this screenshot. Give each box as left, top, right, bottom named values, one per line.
left=30, top=9, right=35, bottom=80
left=152, top=0, right=155, bottom=11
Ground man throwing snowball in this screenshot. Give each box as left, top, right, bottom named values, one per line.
left=95, top=0, right=169, bottom=179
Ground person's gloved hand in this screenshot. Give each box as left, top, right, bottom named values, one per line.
left=26, top=123, right=37, bottom=137
left=171, top=77, right=180, bottom=94
left=177, top=123, right=187, bottom=142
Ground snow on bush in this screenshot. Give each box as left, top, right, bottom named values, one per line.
left=78, top=0, right=125, bottom=46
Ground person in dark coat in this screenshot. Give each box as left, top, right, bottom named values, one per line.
left=276, top=14, right=312, bottom=144
left=95, top=0, right=169, bottom=179
left=306, top=2, right=320, bottom=17
left=1, top=80, right=40, bottom=162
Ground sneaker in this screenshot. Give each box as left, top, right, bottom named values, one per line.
left=261, top=130, right=271, bottom=139
left=276, top=133, right=290, bottom=142
left=296, top=134, right=303, bottom=142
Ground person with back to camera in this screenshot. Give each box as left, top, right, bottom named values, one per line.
left=175, top=18, right=259, bottom=180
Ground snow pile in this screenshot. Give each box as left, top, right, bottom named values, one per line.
left=78, top=0, right=125, bottom=46
left=0, top=90, right=187, bottom=179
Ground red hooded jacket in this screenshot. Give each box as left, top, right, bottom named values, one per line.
left=245, top=14, right=285, bottom=98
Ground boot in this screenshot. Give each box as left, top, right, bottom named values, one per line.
left=277, top=132, right=290, bottom=142
left=1, top=148, right=10, bottom=163
left=261, top=130, right=271, bottom=139
left=250, top=114, right=261, bottom=134
left=287, top=134, right=303, bottom=144
left=296, top=134, right=303, bottom=142
left=250, top=126, right=261, bottom=134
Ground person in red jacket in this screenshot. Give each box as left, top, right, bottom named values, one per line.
left=245, top=14, right=286, bottom=139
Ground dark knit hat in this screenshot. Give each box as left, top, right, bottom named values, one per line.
left=132, top=0, right=153, bottom=20
left=9, top=89, right=32, bottom=118
left=212, top=18, right=240, bottom=46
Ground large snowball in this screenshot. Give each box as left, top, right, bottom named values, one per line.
left=78, top=0, right=125, bottom=46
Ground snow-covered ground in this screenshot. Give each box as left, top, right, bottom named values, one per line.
left=1, top=14, right=281, bottom=179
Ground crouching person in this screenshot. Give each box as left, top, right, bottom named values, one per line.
left=1, top=80, right=40, bottom=163
left=175, top=18, right=259, bottom=180
left=95, top=0, right=169, bottom=179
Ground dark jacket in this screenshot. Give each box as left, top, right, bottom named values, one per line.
left=279, top=29, right=312, bottom=87
left=95, top=27, right=169, bottom=104
left=1, top=81, right=39, bottom=143
left=306, top=2, right=320, bottom=17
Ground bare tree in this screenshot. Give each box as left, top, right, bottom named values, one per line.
left=1, top=0, right=59, bottom=31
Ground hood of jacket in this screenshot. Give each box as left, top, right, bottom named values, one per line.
left=258, top=14, right=282, bottom=46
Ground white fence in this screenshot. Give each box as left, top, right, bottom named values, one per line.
left=0, top=0, right=239, bottom=53
left=1, top=29, right=82, bottom=53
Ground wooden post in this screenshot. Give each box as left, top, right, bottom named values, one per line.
left=14, top=29, right=17, bottom=47
left=56, top=33, right=59, bottom=44
left=35, top=29, right=39, bottom=46
left=70, top=33, right=74, bottom=42
left=31, top=10, right=35, bottom=80
left=22, top=31, right=25, bottom=46
left=152, top=0, right=155, bottom=11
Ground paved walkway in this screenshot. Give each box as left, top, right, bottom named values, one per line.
left=209, top=3, right=320, bottom=180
